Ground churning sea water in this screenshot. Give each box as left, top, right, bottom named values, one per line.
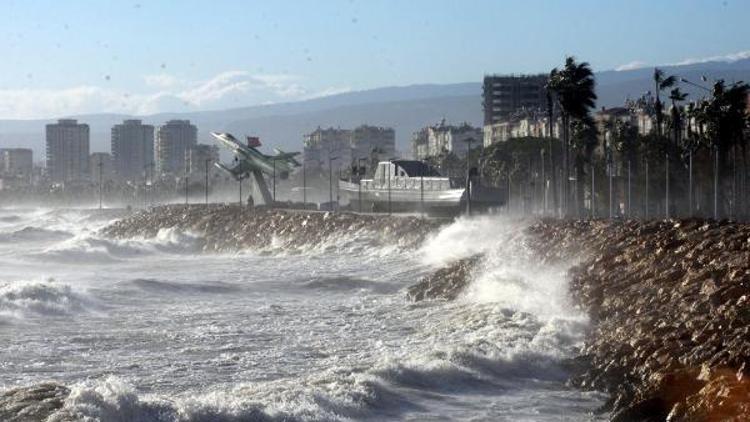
left=0, top=208, right=606, bottom=421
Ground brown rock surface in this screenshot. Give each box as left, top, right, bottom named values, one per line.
left=529, top=219, right=750, bottom=421
left=407, top=256, right=481, bottom=301
left=102, top=204, right=442, bottom=252
left=0, top=383, right=69, bottom=422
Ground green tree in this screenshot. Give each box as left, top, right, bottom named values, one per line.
left=653, top=68, right=678, bottom=138
left=547, top=57, right=598, bottom=216
left=694, top=80, right=750, bottom=217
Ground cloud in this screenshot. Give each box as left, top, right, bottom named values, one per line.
left=615, top=61, right=648, bottom=72
left=305, top=86, right=353, bottom=99
left=143, top=73, right=183, bottom=89
left=670, top=50, right=750, bottom=66
left=614, top=50, right=750, bottom=72
left=0, top=70, right=339, bottom=119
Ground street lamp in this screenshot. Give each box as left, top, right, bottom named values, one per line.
left=540, top=149, right=546, bottom=215
left=680, top=77, right=711, bottom=93
left=204, top=158, right=211, bottom=205
left=98, top=156, right=103, bottom=210
left=328, top=155, right=339, bottom=211
left=464, top=137, right=475, bottom=216
left=388, top=160, right=392, bottom=215
left=357, top=157, right=368, bottom=213
left=302, top=158, right=306, bottom=206
left=238, top=174, right=244, bottom=206
left=272, top=158, right=276, bottom=205
left=184, top=165, right=189, bottom=205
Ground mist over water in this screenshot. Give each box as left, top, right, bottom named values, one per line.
left=0, top=208, right=605, bottom=421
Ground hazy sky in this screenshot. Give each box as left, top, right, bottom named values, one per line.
left=2, top=0, right=749, bottom=119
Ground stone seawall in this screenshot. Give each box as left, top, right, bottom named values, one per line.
left=532, top=220, right=750, bottom=421
left=408, top=219, right=750, bottom=420
left=102, top=204, right=442, bottom=252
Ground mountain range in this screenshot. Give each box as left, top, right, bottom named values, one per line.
left=2, top=58, right=749, bottom=160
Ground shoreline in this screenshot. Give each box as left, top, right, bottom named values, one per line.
left=6, top=206, right=748, bottom=420
left=411, top=218, right=750, bottom=420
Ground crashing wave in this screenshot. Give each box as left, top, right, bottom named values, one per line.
left=102, top=205, right=441, bottom=255
left=0, top=279, right=93, bottom=321
left=0, top=226, right=74, bottom=243
left=31, top=228, right=204, bottom=264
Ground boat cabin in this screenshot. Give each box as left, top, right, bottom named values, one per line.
left=363, top=160, right=453, bottom=191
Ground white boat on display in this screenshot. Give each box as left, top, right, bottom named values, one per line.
left=338, top=160, right=504, bottom=215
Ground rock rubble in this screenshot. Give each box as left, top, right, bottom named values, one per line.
left=406, top=256, right=480, bottom=301
left=407, top=217, right=750, bottom=419
left=102, top=204, right=442, bottom=252
left=529, top=219, right=750, bottom=421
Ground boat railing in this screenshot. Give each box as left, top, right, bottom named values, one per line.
left=359, top=176, right=456, bottom=191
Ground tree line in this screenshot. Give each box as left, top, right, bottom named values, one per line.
left=431, top=57, right=749, bottom=220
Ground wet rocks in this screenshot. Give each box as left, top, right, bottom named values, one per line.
left=530, top=219, right=750, bottom=420
left=0, top=382, right=69, bottom=422
left=407, top=256, right=481, bottom=301
left=102, top=204, right=443, bottom=252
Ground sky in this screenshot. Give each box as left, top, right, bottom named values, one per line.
left=1, top=0, right=749, bottom=119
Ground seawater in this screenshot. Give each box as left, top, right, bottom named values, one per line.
left=0, top=208, right=607, bottom=421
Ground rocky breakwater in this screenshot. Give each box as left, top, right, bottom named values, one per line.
left=529, top=219, right=750, bottom=421
left=102, top=204, right=442, bottom=252
left=407, top=256, right=480, bottom=301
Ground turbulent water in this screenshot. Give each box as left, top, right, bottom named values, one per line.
left=0, top=208, right=606, bottom=421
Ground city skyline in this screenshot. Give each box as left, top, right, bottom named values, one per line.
left=1, top=0, right=749, bottom=119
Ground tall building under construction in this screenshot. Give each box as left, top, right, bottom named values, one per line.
left=482, top=74, right=548, bottom=125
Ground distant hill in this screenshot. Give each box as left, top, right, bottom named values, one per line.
left=2, top=58, right=749, bottom=160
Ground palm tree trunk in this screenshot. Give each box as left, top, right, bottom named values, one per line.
left=547, top=105, right=558, bottom=215
left=562, top=114, right=570, bottom=217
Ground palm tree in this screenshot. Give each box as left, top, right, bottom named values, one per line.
left=547, top=57, right=597, bottom=216
left=697, top=80, right=750, bottom=218
left=570, top=117, right=598, bottom=216
left=546, top=90, right=558, bottom=212
left=669, top=88, right=689, bottom=147
left=653, top=68, right=678, bottom=138
left=613, top=120, right=639, bottom=216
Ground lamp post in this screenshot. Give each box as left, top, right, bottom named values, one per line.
left=420, top=165, right=425, bottom=218
left=714, top=145, right=719, bottom=220
left=184, top=165, right=189, bottom=205
left=357, top=157, right=367, bottom=213
left=680, top=77, right=712, bottom=93
left=627, top=160, right=632, bottom=218
left=328, top=156, right=338, bottom=211
left=272, top=158, right=276, bottom=206
left=98, top=156, right=103, bottom=210
left=688, top=151, right=693, bottom=216
left=204, top=159, right=210, bottom=205
left=388, top=160, right=392, bottom=215
left=665, top=152, right=670, bottom=219
left=239, top=174, right=243, bottom=206
left=591, top=162, right=595, bottom=219
left=302, top=158, right=306, bottom=206
left=645, top=161, right=649, bottom=219
left=464, top=137, right=475, bottom=216
left=143, top=164, right=148, bottom=208
left=541, top=149, right=548, bottom=215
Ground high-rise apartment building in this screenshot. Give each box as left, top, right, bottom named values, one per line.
left=46, top=119, right=90, bottom=184
left=0, top=148, right=33, bottom=182
left=351, top=125, right=396, bottom=162
left=111, top=119, right=155, bottom=182
left=303, top=125, right=396, bottom=171
left=186, top=144, right=220, bottom=176
left=303, top=127, right=353, bottom=171
left=155, top=120, right=197, bottom=175
left=482, top=74, right=548, bottom=126
left=411, top=120, right=481, bottom=160
left=90, top=152, right=115, bottom=184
